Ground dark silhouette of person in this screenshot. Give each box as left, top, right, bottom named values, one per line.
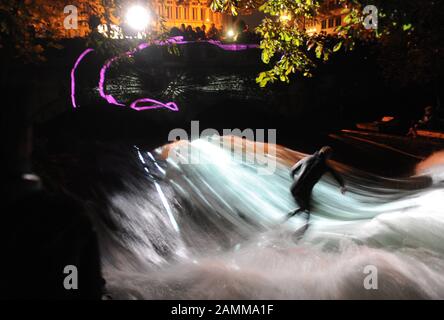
left=407, top=105, right=435, bottom=138
left=235, top=19, right=247, bottom=35
left=179, top=24, right=186, bottom=37
left=184, top=25, right=196, bottom=41
left=195, top=26, right=205, bottom=40
left=237, top=21, right=253, bottom=43
left=207, top=23, right=219, bottom=40
left=287, top=146, right=346, bottom=221
left=169, top=26, right=182, bottom=37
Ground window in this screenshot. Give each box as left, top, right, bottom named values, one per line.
left=328, top=18, right=334, bottom=28
left=175, top=7, right=180, bottom=19
left=335, top=16, right=341, bottom=26
left=192, top=8, right=198, bottom=20
left=201, top=8, right=205, bottom=21
left=184, top=7, right=188, bottom=19
left=321, top=19, right=327, bottom=29
left=166, top=6, right=172, bottom=19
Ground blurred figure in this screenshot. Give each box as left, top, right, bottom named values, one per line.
left=237, top=22, right=251, bottom=43
left=287, top=146, right=346, bottom=222
left=179, top=23, right=186, bottom=37
left=407, top=121, right=419, bottom=138
left=219, top=26, right=226, bottom=41
left=420, top=105, right=435, bottom=128
left=407, top=105, right=435, bottom=138
left=207, top=23, right=219, bottom=40
left=235, top=19, right=246, bottom=35
left=184, top=25, right=196, bottom=41
left=169, top=26, right=181, bottom=37
left=195, top=26, right=205, bottom=40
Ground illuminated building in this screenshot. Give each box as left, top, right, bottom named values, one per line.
left=29, top=0, right=225, bottom=39
left=301, top=0, right=350, bottom=35
left=151, top=0, right=226, bottom=29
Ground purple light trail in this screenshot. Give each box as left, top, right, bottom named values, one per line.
left=71, top=37, right=258, bottom=112
left=70, top=48, right=94, bottom=109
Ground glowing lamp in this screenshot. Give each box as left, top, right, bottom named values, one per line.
left=126, top=5, right=150, bottom=31
left=227, top=29, right=235, bottom=38
left=279, top=13, right=291, bottom=23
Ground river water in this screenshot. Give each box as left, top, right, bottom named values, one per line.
left=62, top=43, right=444, bottom=299
left=89, top=135, right=444, bottom=299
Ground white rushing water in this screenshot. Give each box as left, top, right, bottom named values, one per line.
left=100, top=136, right=444, bottom=299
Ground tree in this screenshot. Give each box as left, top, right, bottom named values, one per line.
left=210, top=0, right=444, bottom=90
left=0, top=0, right=120, bottom=62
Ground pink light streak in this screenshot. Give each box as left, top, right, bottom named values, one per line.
left=70, top=48, right=94, bottom=108
left=98, top=40, right=180, bottom=112
left=71, top=37, right=259, bottom=112
left=98, top=57, right=125, bottom=106
left=130, top=98, right=179, bottom=111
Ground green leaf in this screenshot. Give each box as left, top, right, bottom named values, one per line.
left=257, top=76, right=269, bottom=87
left=261, top=51, right=270, bottom=64
left=402, top=23, right=412, bottom=31
left=323, top=51, right=330, bottom=61
left=257, top=72, right=266, bottom=82
left=333, top=42, right=342, bottom=52
left=315, top=44, right=323, bottom=59
left=231, top=5, right=238, bottom=16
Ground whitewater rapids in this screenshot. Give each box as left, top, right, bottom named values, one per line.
left=97, top=136, right=444, bottom=299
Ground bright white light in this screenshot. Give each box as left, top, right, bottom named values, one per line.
left=227, top=29, right=235, bottom=38
left=280, top=14, right=291, bottom=22
left=126, top=5, right=150, bottom=31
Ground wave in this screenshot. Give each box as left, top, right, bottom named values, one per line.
left=97, top=136, right=444, bottom=299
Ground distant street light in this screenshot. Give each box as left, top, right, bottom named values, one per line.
left=227, top=29, right=235, bottom=38
left=126, top=5, right=150, bottom=31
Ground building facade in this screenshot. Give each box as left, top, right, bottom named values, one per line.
left=302, top=0, right=350, bottom=35
left=35, top=0, right=225, bottom=39
left=151, top=0, right=225, bottom=30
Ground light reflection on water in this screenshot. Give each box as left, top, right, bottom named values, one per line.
left=93, top=64, right=267, bottom=108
